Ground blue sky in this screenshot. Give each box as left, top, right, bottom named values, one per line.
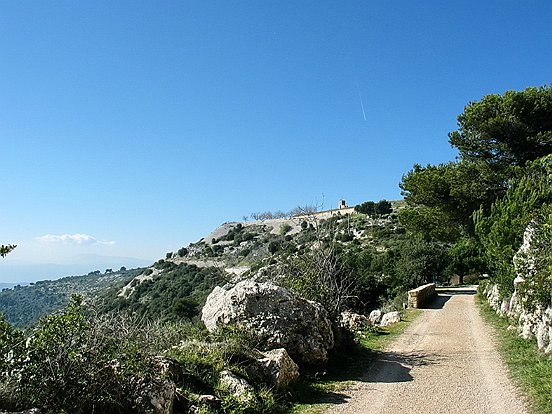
left=1, top=1, right=551, bottom=281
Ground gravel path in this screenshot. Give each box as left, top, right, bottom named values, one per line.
left=326, top=291, right=529, bottom=414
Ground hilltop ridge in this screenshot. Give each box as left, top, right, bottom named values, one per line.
left=0, top=200, right=405, bottom=327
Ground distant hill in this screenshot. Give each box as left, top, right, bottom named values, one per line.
left=99, top=201, right=405, bottom=322
left=0, top=254, right=152, bottom=283
left=0, top=282, right=27, bottom=290
left=0, top=267, right=144, bottom=327
left=0, top=201, right=405, bottom=327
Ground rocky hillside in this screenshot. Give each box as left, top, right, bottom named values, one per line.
left=0, top=267, right=143, bottom=327
left=483, top=222, right=552, bottom=355
left=99, top=201, right=407, bottom=321
left=0, top=201, right=405, bottom=328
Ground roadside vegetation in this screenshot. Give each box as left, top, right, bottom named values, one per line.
left=0, top=267, right=144, bottom=327
left=478, top=294, right=552, bottom=414
left=291, top=309, right=421, bottom=414
left=0, top=85, right=550, bottom=412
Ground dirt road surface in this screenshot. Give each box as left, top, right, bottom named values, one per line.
left=326, top=290, right=529, bottom=414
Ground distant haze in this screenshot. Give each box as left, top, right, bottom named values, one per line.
left=0, top=254, right=152, bottom=284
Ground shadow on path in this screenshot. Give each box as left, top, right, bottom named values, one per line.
left=292, top=349, right=439, bottom=407
left=436, top=287, right=478, bottom=295
left=358, top=350, right=439, bottom=383
left=421, top=294, right=452, bottom=309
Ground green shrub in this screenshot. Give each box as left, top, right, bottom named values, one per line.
left=239, top=248, right=251, bottom=257
left=474, top=154, right=552, bottom=295
left=177, top=247, right=189, bottom=257
left=375, top=200, right=392, bottom=216
left=14, top=296, right=152, bottom=413
left=0, top=313, right=24, bottom=382
left=279, top=223, right=292, bottom=235
left=355, top=201, right=375, bottom=215
left=268, top=241, right=280, bottom=254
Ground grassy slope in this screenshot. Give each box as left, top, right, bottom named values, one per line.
left=291, top=309, right=421, bottom=413
left=477, top=295, right=552, bottom=414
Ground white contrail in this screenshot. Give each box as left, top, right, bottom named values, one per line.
left=358, top=89, right=367, bottom=121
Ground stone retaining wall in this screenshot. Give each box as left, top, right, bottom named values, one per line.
left=408, top=283, right=437, bottom=308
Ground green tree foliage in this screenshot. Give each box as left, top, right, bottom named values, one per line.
left=400, top=86, right=552, bottom=246
left=355, top=201, right=375, bottom=215
left=445, top=237, right=486, bottom=284
left=355, top=200, right=393, bottom=216
left=474, top=155, right=552, bottom=294
left=177, top=247, right=188, bottom=257
left=0, top=244, right=16, bottom=258
left=392, top=236, right=448, bottom=289
left=375, top=200, right=392, bottom=216
left=449, top=85, right=552, bottom=170
left=515, top=207, right=552, bottom=307
left=342, top=246, right=389, bottom=311
left=399, top=161, right=505, bottom=241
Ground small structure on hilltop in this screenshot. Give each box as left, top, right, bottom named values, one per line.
left=338, top=199, right=347, bottom=209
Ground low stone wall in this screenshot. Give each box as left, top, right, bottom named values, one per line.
left=408, top=283, right=437, bottom=308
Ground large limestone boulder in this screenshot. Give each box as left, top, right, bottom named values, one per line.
left=380, top=311, right=401, bottom=327
left=201, top=280, right=334, bottom=365
left=369, top=309, right=383, bottom=325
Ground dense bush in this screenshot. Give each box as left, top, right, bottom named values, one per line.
left=355, top=201, right=375, bottom=215
left=474, top=155, right=552, bottom=295
left=355, top=200, right=392, bottom=216
left=522, top=208, right=552, bottom=306
left=0, top=298, right=284, bottom=414
left=101, top=264, right=226, bottom=322
left=177, top=247, right=188, bottom=257
left=279, top=223, right=292, bottom=235
left=0, top=296, right=154, bottom=413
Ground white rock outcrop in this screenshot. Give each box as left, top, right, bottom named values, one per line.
left=131, top=378, right=176, bottom=414
left=380, top=311, right=401, bottom=327
left=369, top=309, right=383, bottom=325
left=201, top=280, right=334, bottom=365
left=339, top=311, right=371, bottom=331
left=483, top=223, right=552, bottom=355
left=256, top=348, right=299, bottom=388
left=219, top=370, right=254, bottom=402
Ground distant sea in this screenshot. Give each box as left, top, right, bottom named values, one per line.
left=0, top=254, right=152, bottom=284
